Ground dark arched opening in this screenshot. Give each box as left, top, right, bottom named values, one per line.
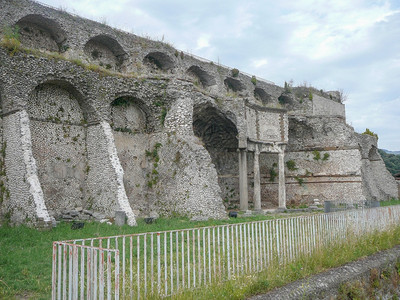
left=224, top=77, right=244, bottom=92
left=193, top=105, right=239, bottom=209
left=143, top=52, right=175, bottom=71
left=16, top=14, right=67, bottom=52
left=254, top=87, right=272, bottom=104
left=84, top=35, right=127, bottom=71
left=187, top=65, right=216, bottom=87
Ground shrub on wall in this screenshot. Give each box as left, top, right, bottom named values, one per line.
left=231, top=68, right=239, bottom=77
left=362, top=128, right=378, bottom=140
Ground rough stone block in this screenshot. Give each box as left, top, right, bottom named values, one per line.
left=115, top=210, right=126, bottom=226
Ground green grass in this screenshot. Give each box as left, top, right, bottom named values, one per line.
left=381, top=198, right=400, bottom=207
left=172, top=225, right=400, bottom=300
left=1, top=213, right=400, bottom=299
left=0, top=214, right=284, bottom=299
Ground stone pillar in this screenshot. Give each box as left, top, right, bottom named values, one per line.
left=253, top=147, right=261, bottom=211
left=239, top=149, right=248, bottom=211
left=278, top=146, right=286, bottom=209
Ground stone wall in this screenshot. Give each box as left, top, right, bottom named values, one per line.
left=312, top=94, right=345, bottom=118
left=0, top=0, right=397, bottom=226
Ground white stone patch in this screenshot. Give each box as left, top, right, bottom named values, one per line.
left=19, top=110, right=51, bottom=222
left=100, top=121, right=137, bottom=226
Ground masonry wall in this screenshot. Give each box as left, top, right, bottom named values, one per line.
left=0, top=0, right=397, bottom=226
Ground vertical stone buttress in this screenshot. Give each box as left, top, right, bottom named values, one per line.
left=3, top=110, right=51, bottom=225
left=86, top=121, right=137, bottom=226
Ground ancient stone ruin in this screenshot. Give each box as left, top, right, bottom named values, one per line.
left=0, top=0, right=398, bottom=227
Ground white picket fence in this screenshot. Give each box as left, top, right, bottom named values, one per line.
left=52, top=206, right=400, bottom=299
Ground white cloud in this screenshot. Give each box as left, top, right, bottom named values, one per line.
left=196, top=35, right=211, bottom=50
left=251, top=58, right=268, bottom=68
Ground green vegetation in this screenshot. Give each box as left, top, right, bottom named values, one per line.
left=160, top=107, right=168, bottom=126
left=231, top=68, right=239, bottom=77
left=322, top=153, right=330, bottom=161
left=378, top=149, right=400, bottom=176
left=308, top=91, right=313, bottom=101
left=269, top=168, right=277, bottom=182
left=0, top=25, right=21, bottom=55
left=294, top=176, right=305, bottom=186
left=174, top=225, right=400, bottom=299
left=251, top=76, right=257, bottom=85
left=286, top=160, right=298, bottom=171
left=1, top=214, right=400, bottom=299
left=380, top=198, right=400, bottom=207
left=362, top=128, right=378, bottom=140
left=284, top=81, right=292, bottom=93
left=146, top=143, right=162, bottom=188
left=0, top=214, right=287, bottom=299
left=312, top=150, right=321, bottom=161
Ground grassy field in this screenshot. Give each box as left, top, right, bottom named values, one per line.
left=0, top=214, right=285, bottom=299
left=1, top=206, right=400, bottom=299
left=173, top=225, right=400, bottom=299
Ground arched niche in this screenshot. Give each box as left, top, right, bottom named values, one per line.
left=28, top=81, right=90, bottom=212
left=224, top=77, right=244, bottom=92
left=193, top=105, right=239, bottom=206
left=110, top=96, right=152, bottom=213
left=84, top=35, right=127, bottom=71
left=187, top=65, right=216, bottom=87
left=16, top=14, right=67, bottom=52
left=254, top=87, right=272, bottom=104
left=110, top=96, right=149, bottom=134
left=143, top=51, right=175, bottom=71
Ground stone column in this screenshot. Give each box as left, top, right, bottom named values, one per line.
left=278, top=146, right=287, bottom=209
left=253, top=147, right=261, bottom=211
left=239, top=149, right=248, bottom=211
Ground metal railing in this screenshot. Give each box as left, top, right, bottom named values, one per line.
left=52, top=206, right=400, bottom=299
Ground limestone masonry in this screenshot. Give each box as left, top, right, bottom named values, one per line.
left=0, top=0, right=397, bottom=226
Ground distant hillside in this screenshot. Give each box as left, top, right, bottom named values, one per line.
left=378, top=149, right=400, bottom=176
left=381, top=149, right=400, bottom=155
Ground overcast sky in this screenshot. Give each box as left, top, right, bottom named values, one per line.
left=39, top=0, right=400, bottom=150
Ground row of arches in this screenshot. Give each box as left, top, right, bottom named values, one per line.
left=13, top=14, right=274, bottom=104
left=25, top=79, right=244, bottom=214
left=26, top=80, right=153, bottom=212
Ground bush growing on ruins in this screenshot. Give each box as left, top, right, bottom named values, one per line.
left=286, top=160, right=298, bottom=171
left=322, top=153, right=330, bottom=161
left=295, top=176, right=305, bottom=186
left=308, top=91, right=313, bottom=101
left=269, top=168, right=277, bottom=182
left=231, top=68, right=239, bottom=77
left=284, top=81, right=292, bottom=93
left=251, top=76, right=257, bottom=85
left=0, top=25, right=21, bottom=55
left=362, top=128, right=378, bottom=140
left=312, top=150, right=321, bottom=161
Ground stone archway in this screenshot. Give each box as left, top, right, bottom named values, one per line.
left=28, top=81, right=89, bottom=212
left=84, top=35, right=127, bottom=71
left=16, top=14, right=66, bottom=52
left=193, top=105, right=240, bottom=209
left=110, top=96, right=151, bottom=214
left=143, top=52, right=175, bottom=71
